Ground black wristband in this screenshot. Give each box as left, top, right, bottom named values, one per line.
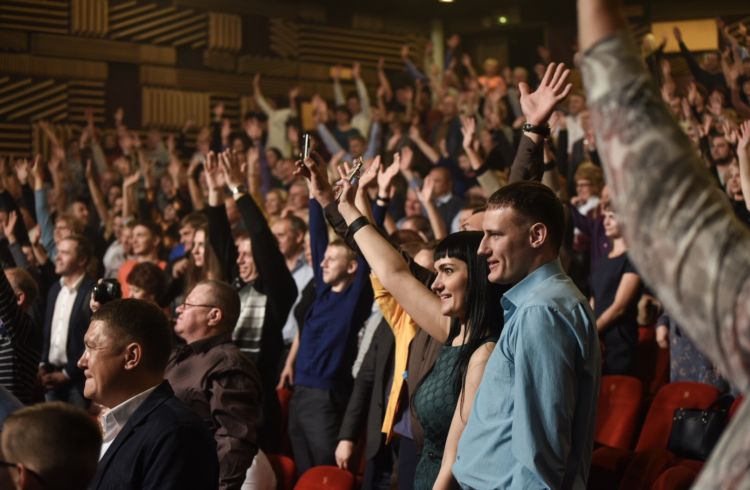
left=522, top=122, right=551, bottom=138
left=346, top=216, right=371, bottom=241
left=474, top=164, right=489, bottom=176
left=376, top=195, right=390, bottom=203
left=543, top=161, right=557, bottom=172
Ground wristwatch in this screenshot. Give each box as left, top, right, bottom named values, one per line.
left=229, top=184, right=248, bottom=197
left=521, top=122, right=551, bottom=138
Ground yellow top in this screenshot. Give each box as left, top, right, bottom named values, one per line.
left=371, top=274, right=418, bottom=443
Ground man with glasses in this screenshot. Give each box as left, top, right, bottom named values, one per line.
left=1, top=402, right=101, bottom=490
left=166, top=280, right=262, bottom=490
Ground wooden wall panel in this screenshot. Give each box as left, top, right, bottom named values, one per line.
left=32, top=34, right=176, bottom=66
left=0, top=53, right=107, bottom=81
left=208, top=12, right=242, bottom=52
left=0, top=31, right=29, bottom=52
left=0, top=77, right=68, bottom=122
left=0, top=0, right=69, bottom=35
left=69, top=80, right=106, bottom=125
left=71, top=0, right=109, bottom=37
left=237, top=54, right=299, bottom=78
left=142, top=87, right=209, bottom=129
left=109, top=0, right=207, bottom=49
left=0, top=123, right=32, bottom=158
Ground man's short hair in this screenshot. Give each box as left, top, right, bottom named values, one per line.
left=5, top=267, right=38, bottom=305
left=1, top=402, right=101, bottom=490
left=329, top=238, right=357, bottom=262
left=92, top=299, right=173, bottom=373
left=55, top=212, right=84, bottom=235
left=133, top=219, right=162, bottom=239
left=195, top=280, right=240, bottom=331
left=574, top=162, right=604, bottom=190
left=126, top=262, right=167, bottom=302
left=487, top=181, right=565, bottom=250
left=334, top=104, right=352, bottom=120
left=273, top=215, right=308, bottom=236
left=62, top=234, right=93, bottom=264
left=180, top=211, right=207, bottom=230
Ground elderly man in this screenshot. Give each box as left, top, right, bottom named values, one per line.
left=78, top=299, right=218, bottom=489
left=167, top=280, right=262, bottom=490
left=0, top=402, right=102, bottom=490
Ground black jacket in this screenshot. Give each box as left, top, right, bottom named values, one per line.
left=41, top=274, right=96, bottom=392
left=90, top=381, right=219, bottom=490
left=337, top=319, right=395, bottom=461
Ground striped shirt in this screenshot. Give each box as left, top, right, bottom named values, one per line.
left=0, top=267, right=42, bottom=404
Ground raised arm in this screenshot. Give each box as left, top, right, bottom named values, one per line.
left=332, top=66, right=345, bottom=106
left=252, top=74, right=274, bottom=116
left=31, top=156, right=57, bottom=259
left=335, top=172, right=451, bottom=343
left=579, top=0, right=750, bottom=398
left=738, top=121, right=750, bottom=212
left=85, top=160, right=111, bottom=229
left=353, top=63, right=371, bottom=117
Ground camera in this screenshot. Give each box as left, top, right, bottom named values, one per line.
left=92, top=278, right=122, bottom=304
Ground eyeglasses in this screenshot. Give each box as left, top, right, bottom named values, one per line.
left=0, top=459, right=47, bottom=486
left=180, top=301, right=219, bottom=310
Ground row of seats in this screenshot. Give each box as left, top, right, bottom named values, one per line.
left=592, top=378, right=741, bottom=489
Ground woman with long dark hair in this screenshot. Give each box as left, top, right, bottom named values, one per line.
left=336, top=174, right=503, bottom=490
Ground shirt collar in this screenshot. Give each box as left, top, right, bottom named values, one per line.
left=435, top=193, right=453, bottom=205
left=60, top=273, right=86, bottom=291
left=501, top=259, right=564, bottom=313
left=101, top=385, right=158, bottom=443
left=291, top=254, right=307, bottom=273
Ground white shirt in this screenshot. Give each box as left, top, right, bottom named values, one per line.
left=47, top=274, right=86, bottom=367
left=99, top=386, right=158, bottom=459
left=281, top=257, right=313, bottom=345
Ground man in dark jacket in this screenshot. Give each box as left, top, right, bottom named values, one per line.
left=80, top=299, right=218, bottom=490
left=39, top=234, right=95, bottom=407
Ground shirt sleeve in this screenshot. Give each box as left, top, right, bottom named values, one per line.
left=370, top=274, right=416, bottom=338
left=35, top=188, right=57, bottom=260
left=210, top=369, right=261, bottom=490
left=581, top=32, right=750, bottom=393
left=510, top=306, right=578, bottom=489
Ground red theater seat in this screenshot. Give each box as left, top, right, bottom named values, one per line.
left=294, top=466, right=354, bottom=490
left=267, top=454, right=296, bottom=490
left=595, top=375, right=643, bottom=450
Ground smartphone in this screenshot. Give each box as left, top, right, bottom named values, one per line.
left=302, top=133, right=311, bottom=160
left=346, top=158, right=363, bottom=183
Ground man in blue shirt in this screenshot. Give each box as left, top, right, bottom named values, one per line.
left=453, top=181, right=601, bottom=489
left=279, top=157, right=373, bottom=477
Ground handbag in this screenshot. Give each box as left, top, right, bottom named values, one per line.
left=667, top=394, right=734, bottom=461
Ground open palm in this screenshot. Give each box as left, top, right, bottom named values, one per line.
left=519, top=62, right=573, bottom=126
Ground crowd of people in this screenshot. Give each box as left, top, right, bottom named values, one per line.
left=0, top=2, right=749, bottom=488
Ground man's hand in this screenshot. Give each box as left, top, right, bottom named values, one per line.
left=358, top=156, right=381, bottom=190
left=418, top=175, right=435, bottom=204
left=460, top=116, right=476, bottom=149
left=219, top=150, right=246, bottom=189
left=213, top=102, right=225, bottom=122
left=204, top=151, right=224, bottom=190
left=41, top=371, right=68, bottom=390
left=15, top=157, right=30, bottom=185
left=352, top=62, right=361, bottom=80
left=294, top=153, right=334, bottom=207
left=656, top=324, right=669, bottom=349
left=673, top=26, right=683, bottom=43
left=519, top=62, right=573, bottom=126
left=377, top=156, right=401, bottom=196
left=3, top=210, right=17, bottom=244
left=277, top=363, right=294, bottom=390
left=332, top=65, right=342, bottom=81
left=335, top=440, right=355, bottom=470
left=738, top=120, right=750, bottom=152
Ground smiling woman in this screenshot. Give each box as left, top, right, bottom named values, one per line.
left=336, top=168, right=503, bottom=489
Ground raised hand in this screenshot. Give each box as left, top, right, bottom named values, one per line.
left=673, top=26, right=683, bottom=43
left=332, top=65, right=342, bottom=81
left=213, top=102, right=225, bottom=121
left=460, top=115, right=476, bottom=149
left=738, top=120, right=750, bottom=151
left=399, top=146, right=414, bottom=173
left=352, top=62, right=361, bottom=80
left=252, top=73, right=261, bottom=88
left=408, top=124, right=422, bottom=141
left=219, top=150, right=246, bottom=189
left=519, top=62, right=573, bottom=126
left=335, top=164, right=360, bottom=218
left=418, top=175, right=435, bottom=204
left=85, top=159, right=95, bottom=181
left=378, top=156, right=401, bottom=195
left=204, top=151, right=223, bottom=190
left=3, top=210, right=17, bottom=243
left=289, top=86, right=301, bottom=100
left=30, top=154, right=44, bottom=188
left=400, top=44, right=410, bottom=60
left=358, top=156, right=381, bottom=189
left=296, top=153, right=334, bottom=206
left=123, top=170, right=142, bottom=188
